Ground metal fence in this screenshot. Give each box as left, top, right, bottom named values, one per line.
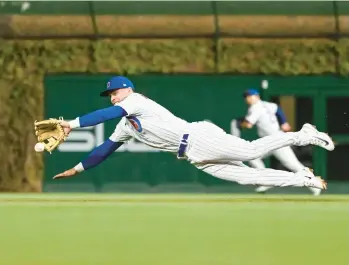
left=0, top=1, right=347, bottom=39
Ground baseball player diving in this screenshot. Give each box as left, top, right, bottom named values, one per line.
left=52, top=76, right=334, bottom=191
left=233, top=89, right=321, bottom=196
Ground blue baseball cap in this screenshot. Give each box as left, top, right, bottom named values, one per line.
left=100, top=76, right=135, bottom=97
left=243, top=88, right=260, bottom=98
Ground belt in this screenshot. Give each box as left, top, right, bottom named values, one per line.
left=177, top=134, right=189, bottom=159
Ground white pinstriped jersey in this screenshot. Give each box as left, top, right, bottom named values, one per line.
left=109, top=93, right=189, bottom=152
left=245, top=100, right=281, bottom=137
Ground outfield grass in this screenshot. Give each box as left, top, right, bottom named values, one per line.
left=0, top=194, right=347, bottom=265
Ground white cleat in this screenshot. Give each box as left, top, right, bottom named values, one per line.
left=300, top=123, right=335, bottom=151
left=255, top=186, right=273, bottom=193
left=296, top=167, right=327, bottom=190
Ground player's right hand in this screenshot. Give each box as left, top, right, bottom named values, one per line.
left=53, top=168, right=78, bottom=179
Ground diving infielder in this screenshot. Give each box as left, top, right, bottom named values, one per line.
left=234, top=89, right=321, bottom=195
left=54, top=76, right=334, bottom=192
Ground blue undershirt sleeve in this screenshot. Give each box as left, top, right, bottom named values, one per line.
left=80, top=139, right=123, bottom=171
left=78, top=106, right=128, bottom=127
left=275, top=106, right=287, bottom=125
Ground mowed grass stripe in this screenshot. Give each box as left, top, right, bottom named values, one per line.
left=0, top=194, right=347, bottom=203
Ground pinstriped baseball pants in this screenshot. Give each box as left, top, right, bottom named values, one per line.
left=184, top=121, right=307, bottom=187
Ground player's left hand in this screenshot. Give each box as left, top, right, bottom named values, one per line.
left=281, top=123, right=292, bottom=132
left=34, top=117, right=68, bottom=153
left=58, top=120, right=72, bottom=136
left=53, top=168, right=78, bottom=179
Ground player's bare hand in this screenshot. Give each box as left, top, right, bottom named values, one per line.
left=58, top=120, right=72, bottom=136
left=63, top=127, right=72, bottom=136
left=281, top=123, right=292, bottom=132
left=53, top=168, right=78, bottom=179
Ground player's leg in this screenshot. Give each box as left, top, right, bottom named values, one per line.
left=187, top=122, right=334, bottom=163
left=248, top=158, right=275, bottom=193
left=248, top=158, right=266, bottom=169
left=273, top=147, right=321, bottom=196
left=194, top=161, right=326, bottom=190
left=273, top=147, right=304, bottom=172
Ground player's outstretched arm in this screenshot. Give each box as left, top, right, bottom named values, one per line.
left=61, top=105, right=128, bottom=131
left=53, top=139, right=123, bottom=179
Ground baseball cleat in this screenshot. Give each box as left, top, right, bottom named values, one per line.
left=312, top=177, right=327, bottom=190
left=296, top=167, right=327, bottom=190
left=300, top=123, right=335, bottom=151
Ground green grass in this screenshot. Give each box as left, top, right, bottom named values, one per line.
left=0, top=194, right=347, bottom=265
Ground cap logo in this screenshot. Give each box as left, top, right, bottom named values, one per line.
left=123, top=83, right=126, bottom=86
left=107, top=82, right=110, bottom=88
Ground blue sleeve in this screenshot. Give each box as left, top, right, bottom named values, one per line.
left=81, top=139, right=123, bottom=170
left=275, top=106, right=287, bottom=125
left=79, top=106, right=128, bottom=127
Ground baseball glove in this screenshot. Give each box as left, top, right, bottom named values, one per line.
left=34, top=117, right=67, bottom=153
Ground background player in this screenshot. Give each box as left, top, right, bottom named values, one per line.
left=53, top=76, right=333, bottom=192
left=235, top=88, right=321, bottom=196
